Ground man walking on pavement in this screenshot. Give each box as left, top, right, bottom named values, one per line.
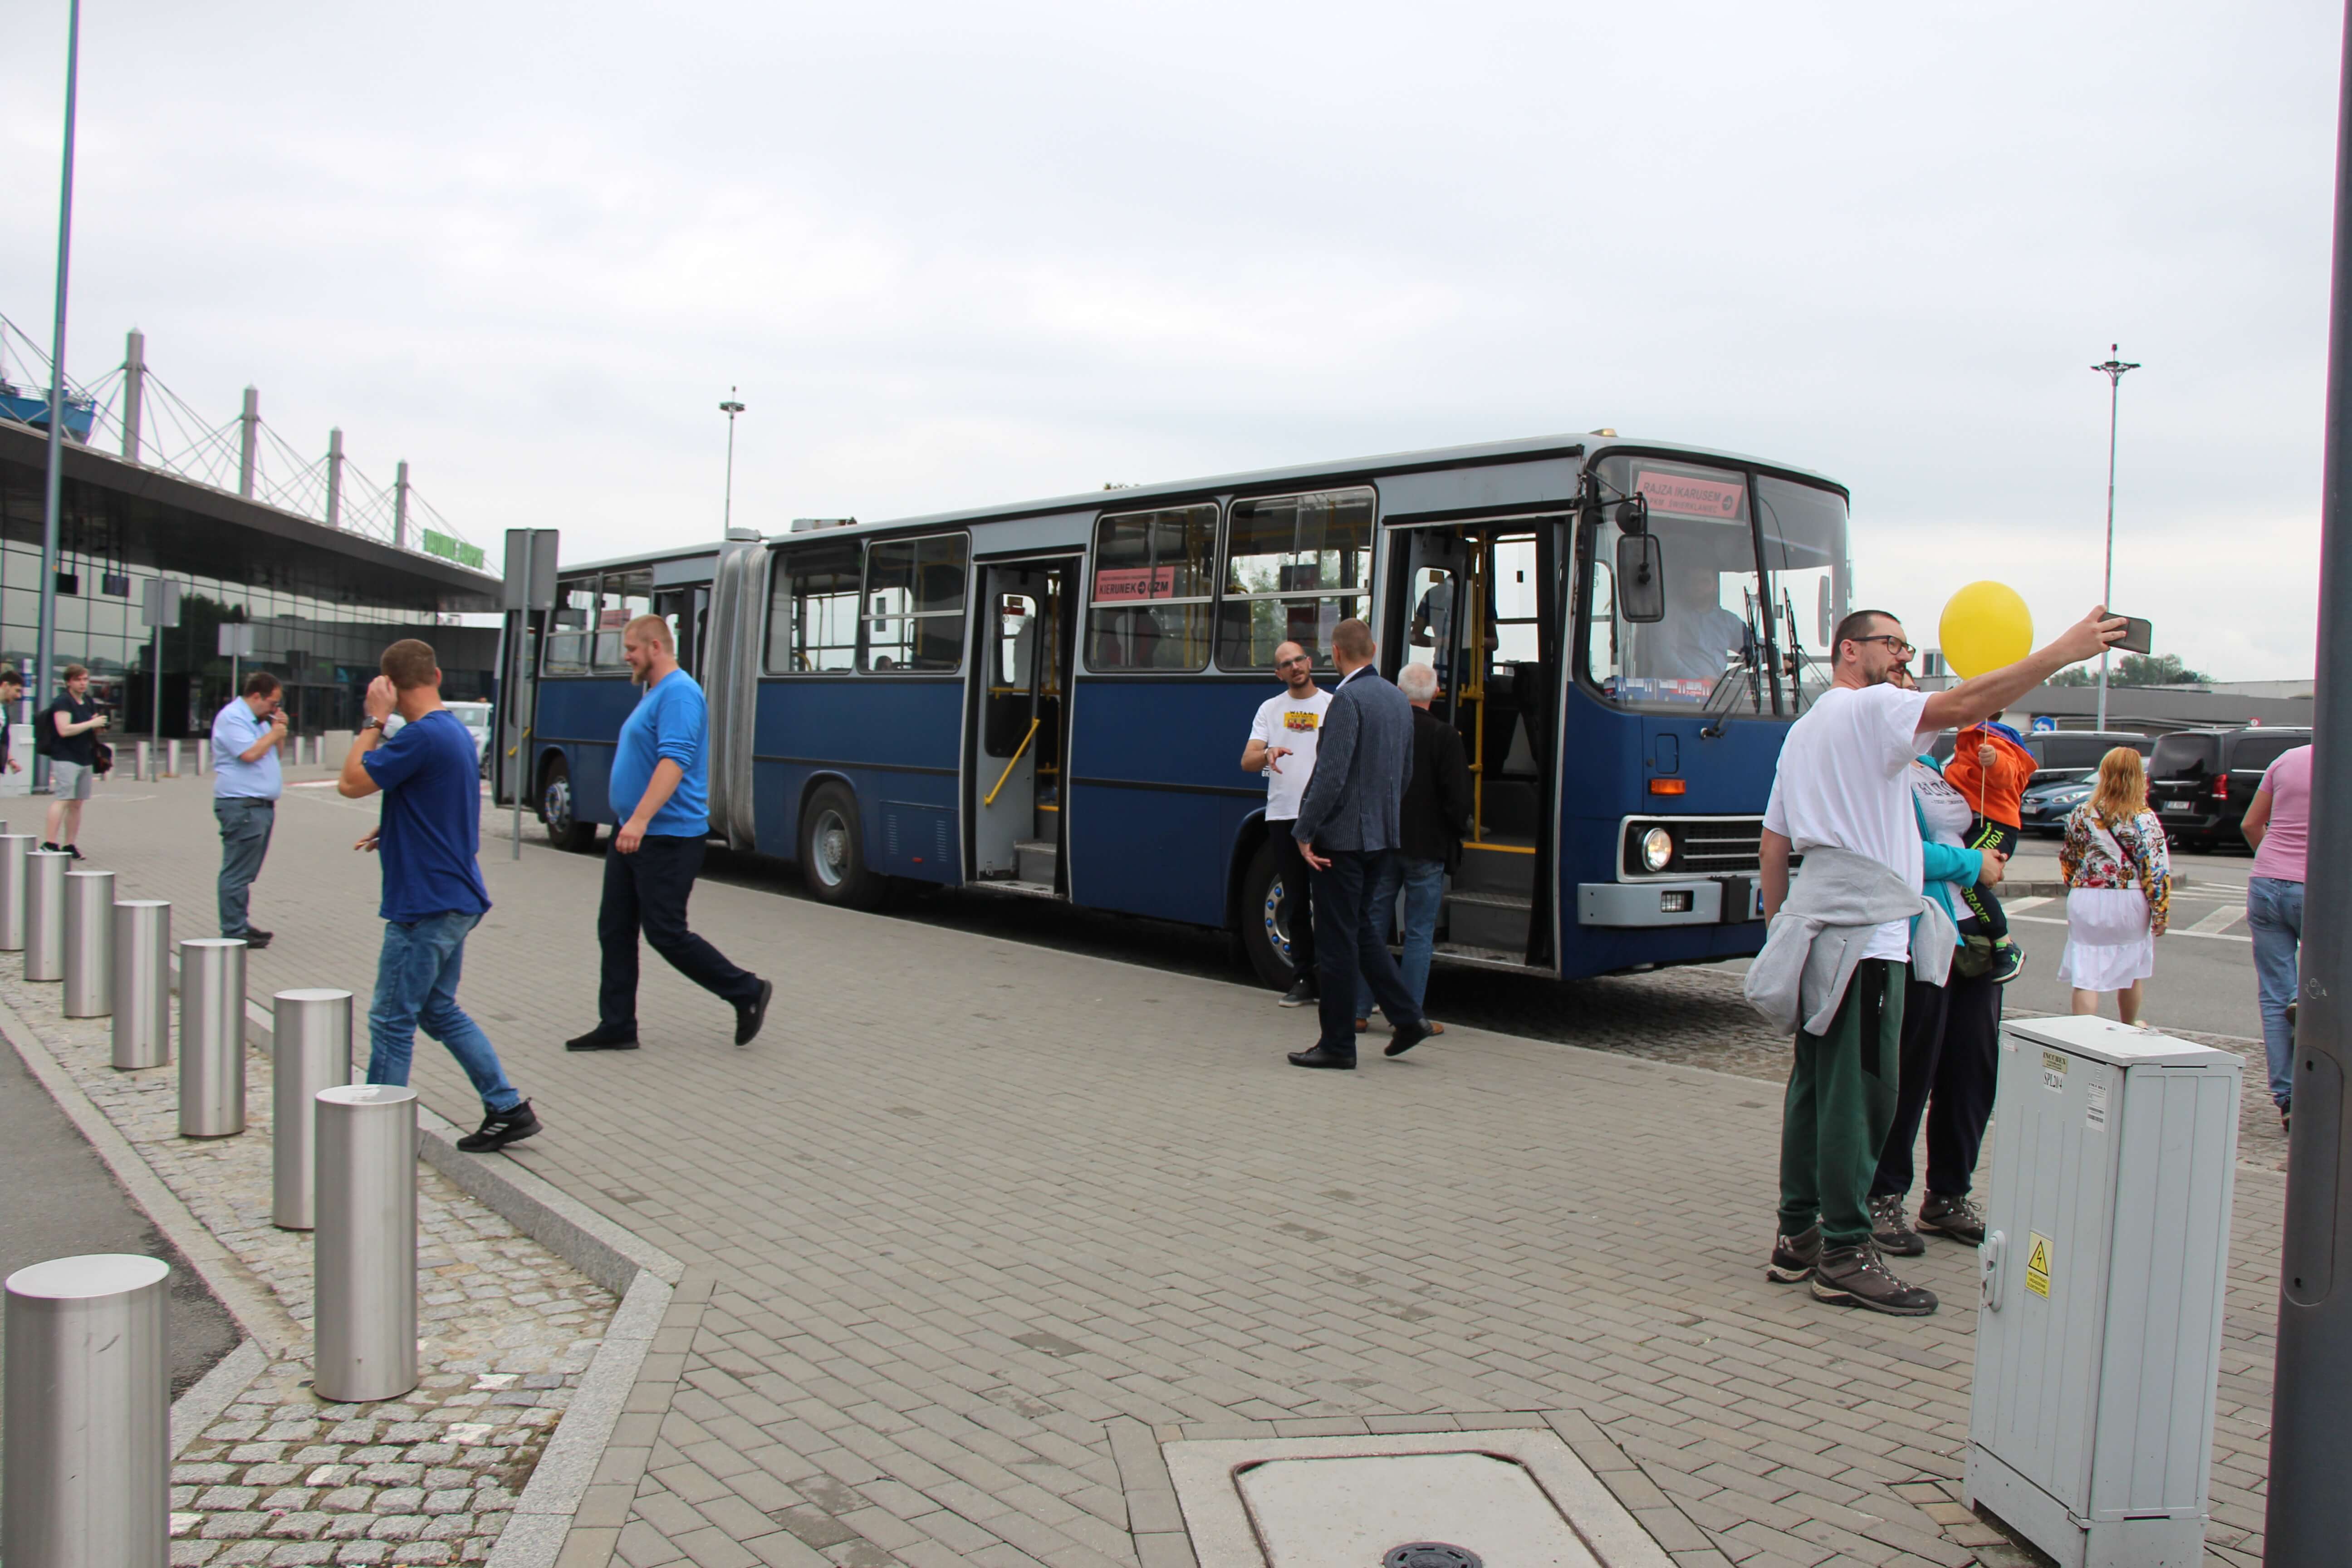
left=1354, top=661, right=1472, bottom=1031
left=1241, top=640, right=1330, bottom=1007
left=212, top=671, right=287, bottom=949
left=41, top=663, right=107, bottom=858
left=1749, top=603, right=2122, bottom=1313
left=565, top=615, right=772, bottom=1053
left=340, top=639, right=541, bottom=1153
left=1287, top=619, right=1433, bottom=1070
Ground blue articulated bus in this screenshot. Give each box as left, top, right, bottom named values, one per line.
left=499, top=434, right=1852, bottom=986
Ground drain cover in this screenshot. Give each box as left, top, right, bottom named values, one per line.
left=1386, top=1546, right=1484, bottom=1568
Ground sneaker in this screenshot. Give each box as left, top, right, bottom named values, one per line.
left=456, top=1100, right=541, bottom=1153
left=63, top=844, right=83, bottom=860
left=564, top=1026, right=639, bottom=1052
left=1811, top=1244, right=1939, bottom=1315
left=39, top=841, right=57, bottom=853
left=735, top=978, right=774, bottom=1046
left=240, top=929, right=274, bottom=951
left=1918, top=1193, right=1987, bottom=1246
left=1870, top=1193, right=1925, bottom=1257
left=1766, top=1225, right=1822, bottom=1283
left=1278, top=979, right=1316, bottom=1007
left=1987, top=941, right=2026, bottom=984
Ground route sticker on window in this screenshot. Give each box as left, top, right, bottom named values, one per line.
left=1634, top=469, right=1746, bottom=520
left=2041, top=1050, right=2068, bottom=1093
left=2086, top=1081, right=2109, bottom=1131
left=2025, top=1232, right=2053, bottom=1300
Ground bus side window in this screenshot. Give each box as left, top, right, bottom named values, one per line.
left=544, top=578, right=596, bottom=675
left=863, top=534, right=969, bottom=673
left=766, top=540, right=862, bottom=674
left=1214, top=489, right=1374, bottom=671
left=593, top=571, right=653, bottom=670
left=1087, top=503, right=1215, bottom=671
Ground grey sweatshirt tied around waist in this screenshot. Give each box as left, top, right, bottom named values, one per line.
left=1743, top=844, right=1955, bottom=1037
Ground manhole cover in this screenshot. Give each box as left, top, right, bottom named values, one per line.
left=1386, top=1546, right=1484, bottom=1568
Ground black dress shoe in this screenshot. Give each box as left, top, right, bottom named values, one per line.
left=1286, top=1046, right=1357, bottom=1070
left=1384, top=1018, right=1435, bottom=1057
left=565, top=1026, right=640, bottom=1051
left=240, top=929, right=274, bottom=951
left=735, top=978, right=774, bottom=1046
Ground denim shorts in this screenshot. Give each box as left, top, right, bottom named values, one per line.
left=48, top=759, right=93, bottom=800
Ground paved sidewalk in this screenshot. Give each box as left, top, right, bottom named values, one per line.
left=64, top=772, right=2281, bottom=1567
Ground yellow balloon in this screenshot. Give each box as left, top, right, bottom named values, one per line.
left=1938, top=582, right=2034, bottom=680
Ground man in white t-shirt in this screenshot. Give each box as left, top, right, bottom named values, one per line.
left=1759, top=603, right=2123, bottom=1315
left=1242, top=641, right=1333, bottom=1007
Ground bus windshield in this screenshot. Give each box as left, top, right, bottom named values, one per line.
left=1754, top=474, right=1851, bottom=710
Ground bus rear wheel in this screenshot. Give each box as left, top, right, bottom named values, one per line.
left=1239, top=838, right=1304, bottom=990
left=800, top=782, right=882, bottom=909
left=539, top=759, right=595, bottom=852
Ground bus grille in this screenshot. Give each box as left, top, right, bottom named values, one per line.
left=1622, top=817, right=1765, bottom=878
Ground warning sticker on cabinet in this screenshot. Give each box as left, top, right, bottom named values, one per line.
left=2041, top=1051, right=2068, bottom=1092
left=2025, top=1232, right=2053, bottom=1299
left=2086, top=1082, right=2109, bottom=1131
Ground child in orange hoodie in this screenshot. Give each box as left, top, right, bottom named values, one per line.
left=1941, top=720, right=2038, bottom=983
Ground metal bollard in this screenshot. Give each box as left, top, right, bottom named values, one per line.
left=2, top=1253, right=172, bottom=1568
left=313, top=1084, right=419, bottom=1402
left=62, top=869, right=114, bottom=1017
left=178, top=938, right=248, bottom=1137
left=0, top=833, right=34, bottom=952
left=196, top=739, right=209, bottom=775
left=24, top=848, right=70, bottom=981
left=167, top=738, right=181, bottom=777
left=134, top=740, right=150, bottom=781
left=272, top=989, right=353, bottom=1229
left=113, top=902, right=172, bottom=1069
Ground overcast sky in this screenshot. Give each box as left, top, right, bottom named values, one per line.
left=3, top=1, right=2339, bottom=677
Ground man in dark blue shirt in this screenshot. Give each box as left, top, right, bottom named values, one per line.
left=565, top=615, right=770, bottom=1052
left=339, top=638, right=540, bottom=1153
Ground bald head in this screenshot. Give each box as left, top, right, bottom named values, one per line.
left=1274, top=640, right=1314, bottom=694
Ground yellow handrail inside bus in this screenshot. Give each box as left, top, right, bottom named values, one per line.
left=984, top=718, right=1042, bottom=807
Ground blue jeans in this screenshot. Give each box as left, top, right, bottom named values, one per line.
left=366, top=911, right=521, bottom=1113
left=214, top=797, right=274, bottom=937
left=2248, top=876, right=2304, bottom=1108
left=1356, top=857, right=1447, bottom=1020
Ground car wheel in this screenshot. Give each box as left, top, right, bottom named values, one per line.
left=799, top=781, right=882, bottom=909
left=1239, top=838, right=1304, bottom=990
left=539, top=758, right=596, bottom=852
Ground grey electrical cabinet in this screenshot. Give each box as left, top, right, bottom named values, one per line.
left=1966, top=1014, right=2240, bottom=1568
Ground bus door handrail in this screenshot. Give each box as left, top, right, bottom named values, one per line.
left=984, top=718, right=1043, bottom=807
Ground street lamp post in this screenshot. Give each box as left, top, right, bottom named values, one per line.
left=719, top=388, right=746, bottom=532
left=36, top=0, right=83, bottom=783
left=2091, top=345, right=2141, bottom=731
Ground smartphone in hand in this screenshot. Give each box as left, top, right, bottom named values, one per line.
left=2111, top=616, right=2154, bottom=655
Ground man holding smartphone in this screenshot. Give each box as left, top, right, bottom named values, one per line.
left=212, top=671, right=288, bottom=948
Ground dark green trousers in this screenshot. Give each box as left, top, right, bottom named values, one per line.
left=1777, top=957, right=1907, bottom=1249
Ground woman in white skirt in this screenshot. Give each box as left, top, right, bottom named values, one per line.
left=2057, top=746, right=2172, bottom=1024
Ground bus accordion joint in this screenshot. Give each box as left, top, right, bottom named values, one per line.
left=984, top=718, right=1042, bottom=808
left=1648, top=778, right=1687, bottom=795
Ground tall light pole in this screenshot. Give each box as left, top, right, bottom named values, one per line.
left=719, top=388, right=746, bottom=532
left=2091, top=345, right=2141, bottom=730
left=36, top=0, right=83, bottom=773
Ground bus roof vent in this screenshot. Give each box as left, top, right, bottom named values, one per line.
left=726, top=527, right=762, bottom=542
left=789, top=517, right=858, bottom=533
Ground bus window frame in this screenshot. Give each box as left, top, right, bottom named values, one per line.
left=764, top=536, right=866, bottom=676
left=591, top=569, right=654, bottom=674
left=1213, top=485, right=1378, bottom=673
left=859, top=530, right=971, bottom=676
left=542, top=573, right=602, bottom=677
left=1082, top=499, right=1221, bottom=675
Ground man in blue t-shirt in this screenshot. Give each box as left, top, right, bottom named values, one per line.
left=565, top=615, right=771, bottom=1053
left=339, top=638, right=540, bottom=1153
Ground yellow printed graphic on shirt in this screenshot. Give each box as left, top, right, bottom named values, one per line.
left=1282, top=711, right=1321, bottom=732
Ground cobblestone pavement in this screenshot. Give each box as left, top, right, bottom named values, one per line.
left=0, top=931, right=615, bottom=1566
left=58, top=771, right=2281, bottom=1567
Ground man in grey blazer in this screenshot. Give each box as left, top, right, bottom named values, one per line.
left=1288, top=619, right=1435, bottom=1068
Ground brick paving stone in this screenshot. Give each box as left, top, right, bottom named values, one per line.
left=64, top=776, right=2284, bottom=1566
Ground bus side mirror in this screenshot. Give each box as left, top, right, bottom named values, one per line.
left=1616, top=533, right=1666, bottom=623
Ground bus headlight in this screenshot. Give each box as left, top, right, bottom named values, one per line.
left=1641, top=827, right=1675, bottom=872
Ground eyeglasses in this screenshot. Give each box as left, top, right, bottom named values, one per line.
left=1850, top=634, right=1915, bottom=659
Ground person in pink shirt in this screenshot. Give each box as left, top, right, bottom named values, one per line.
left=2241, top=743, right=2313, bottom=1130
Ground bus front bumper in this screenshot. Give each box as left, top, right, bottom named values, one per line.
left=1578, top=878, right=1764, bottom=928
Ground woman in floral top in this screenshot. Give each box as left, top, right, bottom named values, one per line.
left=2057, top=745, right=2171, bottom=1025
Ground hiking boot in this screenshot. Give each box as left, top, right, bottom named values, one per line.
left=1279, top=978, right=1316, bottom=1007
left=1987, top=941, right=2026, bottom=984
left=456, top=1100, right=541, bottom=1153
left=1917, top=1191, right=1987, bottom=1246
left=1766, top=1225, right=1822, bottom=1283
left=1870, top=1193, right=1925, bottom=1257
left=1811, top=1244, right=1939, bottom=1315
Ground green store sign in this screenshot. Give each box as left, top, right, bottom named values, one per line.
left=422, top=529, right=487, bottom=570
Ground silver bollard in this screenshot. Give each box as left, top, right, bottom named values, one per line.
left=24, top=848, right=70, bottom=981
left=167, top=738, right=181, bottom=777
left=178, top=938, right=248, bottom=1137
left=0, top=833, right=34, bottom=952
left=134, top=740, right=150, bottom=781
left=62, top=869, right=114, bottom=1018
left=196, top=739, right=209, bottom=775
left=314, top=1084, right=419, bottom=1402
left=2, top=1254, right=171, bottom=1568
left=273, top=989, right=354, bottom=1230
left=113, top=902, right=172, bottom=1070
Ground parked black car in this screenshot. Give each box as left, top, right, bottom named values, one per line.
left=1999, top=731, right=2154, bottom=835
left=2148, top=726, right=2314, bottom=849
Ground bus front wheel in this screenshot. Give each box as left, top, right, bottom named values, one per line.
left=800, top=782, right=882, bottom=909
left=539, top=759, right=596, bottom=853
left=1239, top=838, right=1304, bottom=990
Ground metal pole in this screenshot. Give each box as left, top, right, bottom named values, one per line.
left=177, top=937, right=246, bottom=1137
left=2269, top=10, right=2352, bottom=1555
left=325, top=426, right=343, bottom=528
left=393, top=458, right=408, bottom=550
left=272, top=989, right=352, bottom=1230
left=34, top=0, right=82, bottom=795
left=111, top=900, right=169, bottom=1069
left=2091, top=346, right=2140, bottom=731
left=24, top=848, right=70, bottom=981
left=2, top=1253, right=171, bottom=1568
left=150, top=618, right=161, bottom=756
left=121, top=327, right=143, bottom=462
left=0, top=833, right=33, bottom=951
left=236, top=387, right=258, bottom=498
left=312, top=1084, right=418, bottom=1402
left=60, top=867, right=110, bottom=1017
left=720, top=388, right=745, bottom=532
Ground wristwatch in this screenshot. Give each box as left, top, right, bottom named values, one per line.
left=361, top=716, right=387, bottom=733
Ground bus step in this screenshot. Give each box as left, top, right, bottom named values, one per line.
left=1016, top=839, right=1058, bottom=886
left=1453, top=846, right=1536, bottom=897
left=1446, top=890, right=1531, bottom=952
